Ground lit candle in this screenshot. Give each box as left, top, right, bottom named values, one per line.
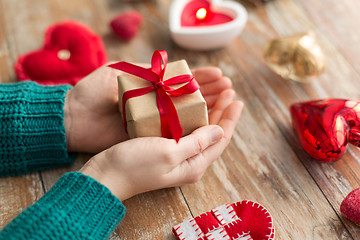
left=169, top=0, right=248, bottom=50
left=181, top=0, right=234, bottom=27
left=196, top=8, right=207, bottom=21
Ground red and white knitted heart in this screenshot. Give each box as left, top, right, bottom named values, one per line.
left=173, top=200, right=275, bottom=240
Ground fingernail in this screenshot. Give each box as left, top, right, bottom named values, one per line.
left=211, top=127, right=223, bottom=143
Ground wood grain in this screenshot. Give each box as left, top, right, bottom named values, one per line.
left=1, top=0, right=360, bottom=239
left=0, top=0, right=16, bottom=82
left=225, top=0, right=360, bottom=238
left=0, top=0, right=45, bottom=229
left=0, top=173, right=44, bottom=226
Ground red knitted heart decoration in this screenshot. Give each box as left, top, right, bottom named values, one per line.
left=15, top=21, right=107, bottom=85
left=173, top=200, right=275, bottom=240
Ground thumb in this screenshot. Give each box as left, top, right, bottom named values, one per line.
left=175, top=125, right=224, bottom=160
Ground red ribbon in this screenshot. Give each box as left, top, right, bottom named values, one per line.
left=108, top=50, right=200, bottom=142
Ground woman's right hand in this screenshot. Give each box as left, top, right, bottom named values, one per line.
left=80, top=89, right=243, bottom=201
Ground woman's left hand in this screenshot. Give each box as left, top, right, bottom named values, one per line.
left=64, top=64, right=232, bottom=153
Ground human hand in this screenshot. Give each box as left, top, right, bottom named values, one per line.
left=80, top=89, right=243, bottom=201
left=64, top=64, right=232, bottom=153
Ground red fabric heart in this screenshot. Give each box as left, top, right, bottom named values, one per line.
left=340, top=187, right=360, bottom=225
left=173, top=200, right=274, bottom=240
left=231, top=201, right=275, bottom=240
left=15, top=21, right=107, bottom=86
left=290, top=99, right=360, bottom=162
left=181, top=0, right=233, bottom=27
left=110, top=11, right=143, bottom=41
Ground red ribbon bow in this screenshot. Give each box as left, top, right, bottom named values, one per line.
left=109, top=50, right=200, bottom=142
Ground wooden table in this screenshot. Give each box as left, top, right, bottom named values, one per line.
left=1, top=0, right=360, bottom=239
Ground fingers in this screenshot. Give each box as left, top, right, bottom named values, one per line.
left=203, top=95, right=218, bottom=109
left=174, top=125, right=224, bottom=160
left=218, top=101, right=243, bottom=141
left=168, top=98, right=242, bottom=181
left=199, top=76, right=232, bottom=96
left=191, top=67, right=223, bottom=84
left=208, top=89, right=236, bottom=125
left=202, top=101, right=244, bottom=160
left=180, top=101, right=243, bottom=181
left=191, top=67, right=232, bottom=109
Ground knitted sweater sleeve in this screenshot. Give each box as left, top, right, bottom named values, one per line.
left=0, top=172, right=126, bottom=240
left=0, top=81, right=76, bottom=176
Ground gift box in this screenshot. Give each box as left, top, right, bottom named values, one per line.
left=111, top=50, right=208, bottom=141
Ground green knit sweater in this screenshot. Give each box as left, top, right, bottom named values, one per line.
left=0, top=82, right=126, bottom=240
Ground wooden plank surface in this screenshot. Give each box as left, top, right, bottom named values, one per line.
left=1, top=0, right=360, bottom=239
left=226, top=0, right=360, bottom=238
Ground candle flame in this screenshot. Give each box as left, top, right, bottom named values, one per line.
left=196, top=8, right=207, bottom=20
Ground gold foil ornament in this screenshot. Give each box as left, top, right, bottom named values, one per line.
left=264, top=32, right=325, bottom=82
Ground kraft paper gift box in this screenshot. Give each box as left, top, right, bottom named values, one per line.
left=117, top=59, right=208, bottom=139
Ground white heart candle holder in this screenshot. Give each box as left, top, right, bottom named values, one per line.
left=169, top=0, right=248, bottom=51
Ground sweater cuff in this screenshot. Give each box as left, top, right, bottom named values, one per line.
left=0, top=172, right=126, bottom=239
left=0, top=81, right=76, bottom=176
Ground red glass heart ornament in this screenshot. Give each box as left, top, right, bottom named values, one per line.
left=173, top=200, right=274, bottom=240
left=181, top=0, right=233, bottom=27
left=290, top=99, right=360, bottom=162
left=340, top=187, right=360, bottom=225
left=15, top=21, right=107, bottom=86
